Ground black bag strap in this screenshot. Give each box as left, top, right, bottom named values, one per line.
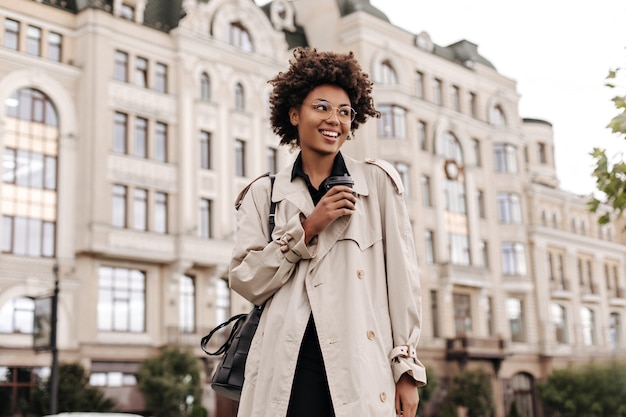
left=201, top=313, right=247, bottom=355
left=200, top=175, right=276, bottom=356
left=268, top=174, right=276, bottom=241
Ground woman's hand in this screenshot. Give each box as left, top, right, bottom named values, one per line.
left=301, top=185, right=356, bottom=244
left=395, top=373, right=419, bottom=417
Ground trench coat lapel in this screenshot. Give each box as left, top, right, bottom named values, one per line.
left=270, top=156, right=372, bottom=281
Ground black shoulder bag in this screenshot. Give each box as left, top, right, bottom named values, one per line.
left=200, top=175, right=276, bottom=401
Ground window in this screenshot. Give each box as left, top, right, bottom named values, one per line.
left=114, top=50, right=128, bottom=82
left=2, top=217, right=56, bottom=257
left=421, top=175, right=431, bottom=207
left=502, top=242, right=526, bottom=275
left=609, top=312, right=621, bottom=349
left=47, top=32, right=62, bottom=62
left=418, top=121, right=427, bottom=150
left=451, top=85, right=460, bottom=111
left=433, top=78, right=442, bottom=105
left=0, top=297, right=34, bottom=334
left=472, top=138, right=481, bottom=166
left=112, top=185, right=127, bottom=227
left=199, top=198, right=211, bottom=238
left=120, top=3, right=135, bottom=20
left=445, top=180, right=466, bottom=213
left=497, top=192, right=522, bottom=223
left=548, top=252, right=566, bottom=290
left=537, top=142, right=547, bottom=164
left=26, top=26, right=41, bottom=56
left=551, top=303, right=568, bottom=344
left=477, top=189, right=485, bottom=218
left=215, top=278, right=230, bottom=324
left=89, top=370, right=136, bottom=387
left=490, top=105, right=506, bottom=126
left=486, top=296, right=494, bottom=336
left=378, top=105, right=406, bottom=138
left=605, top=262, right=620, bottom=298
left=154, top=192, right=168, bottom=233
left=200, top=131, right=211, bottom=169
left=228, top=22, right=253, bottom=52
left=134, top=117, right=148, bottom=158
left=453, top=293, right=472, bottom=336
left=479, top=240, right=488, bottom=268
left=135, top=57, right=148, bottom=88
left=267, top=147, right=278, bottom=174
left=155, top=63, right=167, bottom=93
left=3, top=88, right=59, bottom=258
left=155, top=122, right=167, bottom=162
left=113, top=112, right=128, bottom=153
left=200, top=72, right=211, bottom=101
left=430, top=290, right=439, bottom=338
left=507, top=297, right=525, bottom=342
left=580, top=220, right=587, bottom=236
left=449, top=233, right=470, bottom=266
left=179, top=275, right=195, bottom=333
left=379, top=61, right=398, bottom=84
left=132, top=188, right=147, bottom=231
left=97, top=266, right=145, bottom=332
left=424, top=230, right=434, bottom=264
left=510, top=373, right=536, bottom=417
left=3, top=148, right=57, bottom=190
left=0, top=366, right=48, bottom=417
left=234, top=139, right=246, bottom=177
left=5, top=88, right=57, bottom=125
left=581, top=307, right=596, bottom=346
left=393, top=162, right=410, bottom=196
left=234, top=83, right=245, bottom=111
left=415, top=71, right=424, bottom=98
left=469, top=92, right=478, bottom=117
left=494, top=143, right=518, bottom=173
left=4, top=19, right=19, bottom=50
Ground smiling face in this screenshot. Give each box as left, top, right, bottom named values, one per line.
left=289, top=84, right=351, bottom=158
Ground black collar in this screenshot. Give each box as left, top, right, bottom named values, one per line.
left=291, top=152, right=350, bottom=205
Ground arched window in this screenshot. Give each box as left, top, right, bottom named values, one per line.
left=510, top=373, right=536, bottom=417
left=234, top=83, right=245, bottom=111
left=2, top=88, right=58, bottom=258
left=441, top=132, right=469, bottom=266
left=379, top=60, right=398, bottom=84
left=490, top=105, right=506, bottom=126
left=228, top=22, right=253, bottom=52
left=200, top=72, right=211, bottom=101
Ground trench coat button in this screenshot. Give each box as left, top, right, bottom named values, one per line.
left=367, top=330, right=375, bottom=340
left=379, top=392, right=387, bottom=402
left=356, top=269, right=365, bottom=279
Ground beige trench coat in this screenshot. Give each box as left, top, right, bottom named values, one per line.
left=229, top=155, right=426, bottom=417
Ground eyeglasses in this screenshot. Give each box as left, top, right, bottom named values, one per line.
left=303, top=100, right=357, bottom=125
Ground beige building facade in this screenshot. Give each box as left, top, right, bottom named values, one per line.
left=0, top=1, right=624, bottom=416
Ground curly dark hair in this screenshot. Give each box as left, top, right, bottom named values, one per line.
left=268, top=47, right=380, bottom=148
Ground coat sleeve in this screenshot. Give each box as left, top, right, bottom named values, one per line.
left=229, top=177, right=315, bottom=306
left=370, top=162, right=427, bottom=386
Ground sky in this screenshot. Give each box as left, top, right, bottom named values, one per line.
left=258, top=0, right=626, bottom=195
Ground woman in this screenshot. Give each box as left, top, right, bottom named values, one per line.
left=229, top=48, right=426, bottom=417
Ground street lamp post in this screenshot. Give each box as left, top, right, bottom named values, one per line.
left=50, top=265, right=59, bottom=414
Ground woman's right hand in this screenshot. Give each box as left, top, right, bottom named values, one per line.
left=301, top=185, right=356, bottom=244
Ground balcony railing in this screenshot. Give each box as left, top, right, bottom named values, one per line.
left=445, top=336, right=509, bottom=373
